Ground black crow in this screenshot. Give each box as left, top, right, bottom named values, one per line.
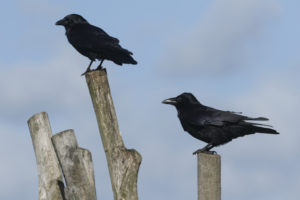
left=56, top=14, right=137, bottom=75
left=162, top=93, right=279, bottom=154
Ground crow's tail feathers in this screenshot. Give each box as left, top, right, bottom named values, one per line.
left=240, top=121, right=279, bottom=135
left=112, top=47, right=137, bottom=65
left=253, top=125, right=279, bottom=134
left=244, top=116, right=279, bottom=134
left=245, top=117, right=269, bottom=121
left=120, top=53, right=137, bottom=65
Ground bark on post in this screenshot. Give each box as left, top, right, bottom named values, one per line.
left=85, top=69, right=142, bottom=200
left=52, top=130, right=97, bottom=200
left=197, top=153, right=221, bottom=200
left=27, top=112, right=65, bottom=200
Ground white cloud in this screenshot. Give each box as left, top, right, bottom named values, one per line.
left=160, top=0, right=281, bottom=75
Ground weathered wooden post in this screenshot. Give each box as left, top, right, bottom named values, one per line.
left=197, top=153, right=221, bottom=200
left=52, top=130, right=97, bottom=200
left=85, top=69, right=142, bottom=200
left=28, top=112, right=65, bottom=200
left=28, top=112, right=97, bottom=200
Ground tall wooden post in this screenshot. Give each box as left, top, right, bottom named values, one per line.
left=27, top=112, right=65, bottom=200
left=197, top=153, right=221, bottom=200
left=85, top=69, right=142, bottom=200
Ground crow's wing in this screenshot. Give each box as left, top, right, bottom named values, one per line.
left=181, top=105, right=268, bottom=128
left=207, top=106, right=268, bottom=122
left=67, top=23, right=121, bottom=52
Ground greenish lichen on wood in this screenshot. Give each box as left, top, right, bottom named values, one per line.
left=85, top=69, right=142, bottom=200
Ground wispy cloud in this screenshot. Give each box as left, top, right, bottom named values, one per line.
left=160, top=0, right=281, bottom=75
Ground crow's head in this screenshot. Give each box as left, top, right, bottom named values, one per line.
left=162, top=92, right=200, bottom=107
left=56, top=14, right=88, bottom=28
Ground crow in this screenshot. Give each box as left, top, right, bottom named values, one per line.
left=162, top=93, right=279, bottom=154
left=56, top=14, right=137, bottom=75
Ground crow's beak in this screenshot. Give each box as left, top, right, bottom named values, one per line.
left=162, top=97, right=177, bottom=105
left=55, top=19, right=65, bottom=26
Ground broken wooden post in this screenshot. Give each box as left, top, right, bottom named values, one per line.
left=52, top=129, right=97, bottom=200
left=27, top=112, right=65, bottom=200
left=85, top=69, right=142, bottom=200
left=197, top=153, right=221, bottom=200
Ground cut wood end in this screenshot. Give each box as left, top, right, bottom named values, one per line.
left=85, top=69, right=107, bottom=78
left=197, top=152, right=221, bottom=159
left=27, top=112, right=48, bottom=124
left=53, top=129, right=75, bottom=138
left=52, top=129, right=78, bottom=148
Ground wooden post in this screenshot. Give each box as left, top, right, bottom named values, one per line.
left=27, top=112, right=65, bottom=200
left=197, top=153, right=221, bottom=200
left=85, top=70, right=142, bottom=200
left=52, top=130, right=97, bottom=200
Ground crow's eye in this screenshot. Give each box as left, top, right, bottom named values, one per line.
left=177, top=97, right=183, bottom=102
left=65, top=18, right=71, bottom=24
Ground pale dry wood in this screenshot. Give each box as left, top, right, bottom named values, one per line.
left=85, top=69, right=142, bottom=200
left=197, top=153, right=221, bottom=200
left=52, top=130, right=97, bottom=200
left=27, top=112, right=65, bottom=200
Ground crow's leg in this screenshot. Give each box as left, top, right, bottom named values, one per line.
left=96, top=59, right=104, bottom=70
left=193, top=144, right=216, bottom=155
left=81, top=60, right=94, bottom=76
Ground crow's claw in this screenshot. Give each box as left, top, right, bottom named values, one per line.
left=81, top=70, right=91, bottom=76
left=96, top=65, right=103, bottom=70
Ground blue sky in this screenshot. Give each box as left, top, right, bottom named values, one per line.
left=1, top=0, right=299, bottom=199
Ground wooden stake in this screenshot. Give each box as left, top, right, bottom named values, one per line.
left=52, top=130, right=97, bottom=200
left=85, top=70, right=142, bottom=200
left=27, top=112, right=65, bottom=200
left=197, top=153, right=221, bottom=200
